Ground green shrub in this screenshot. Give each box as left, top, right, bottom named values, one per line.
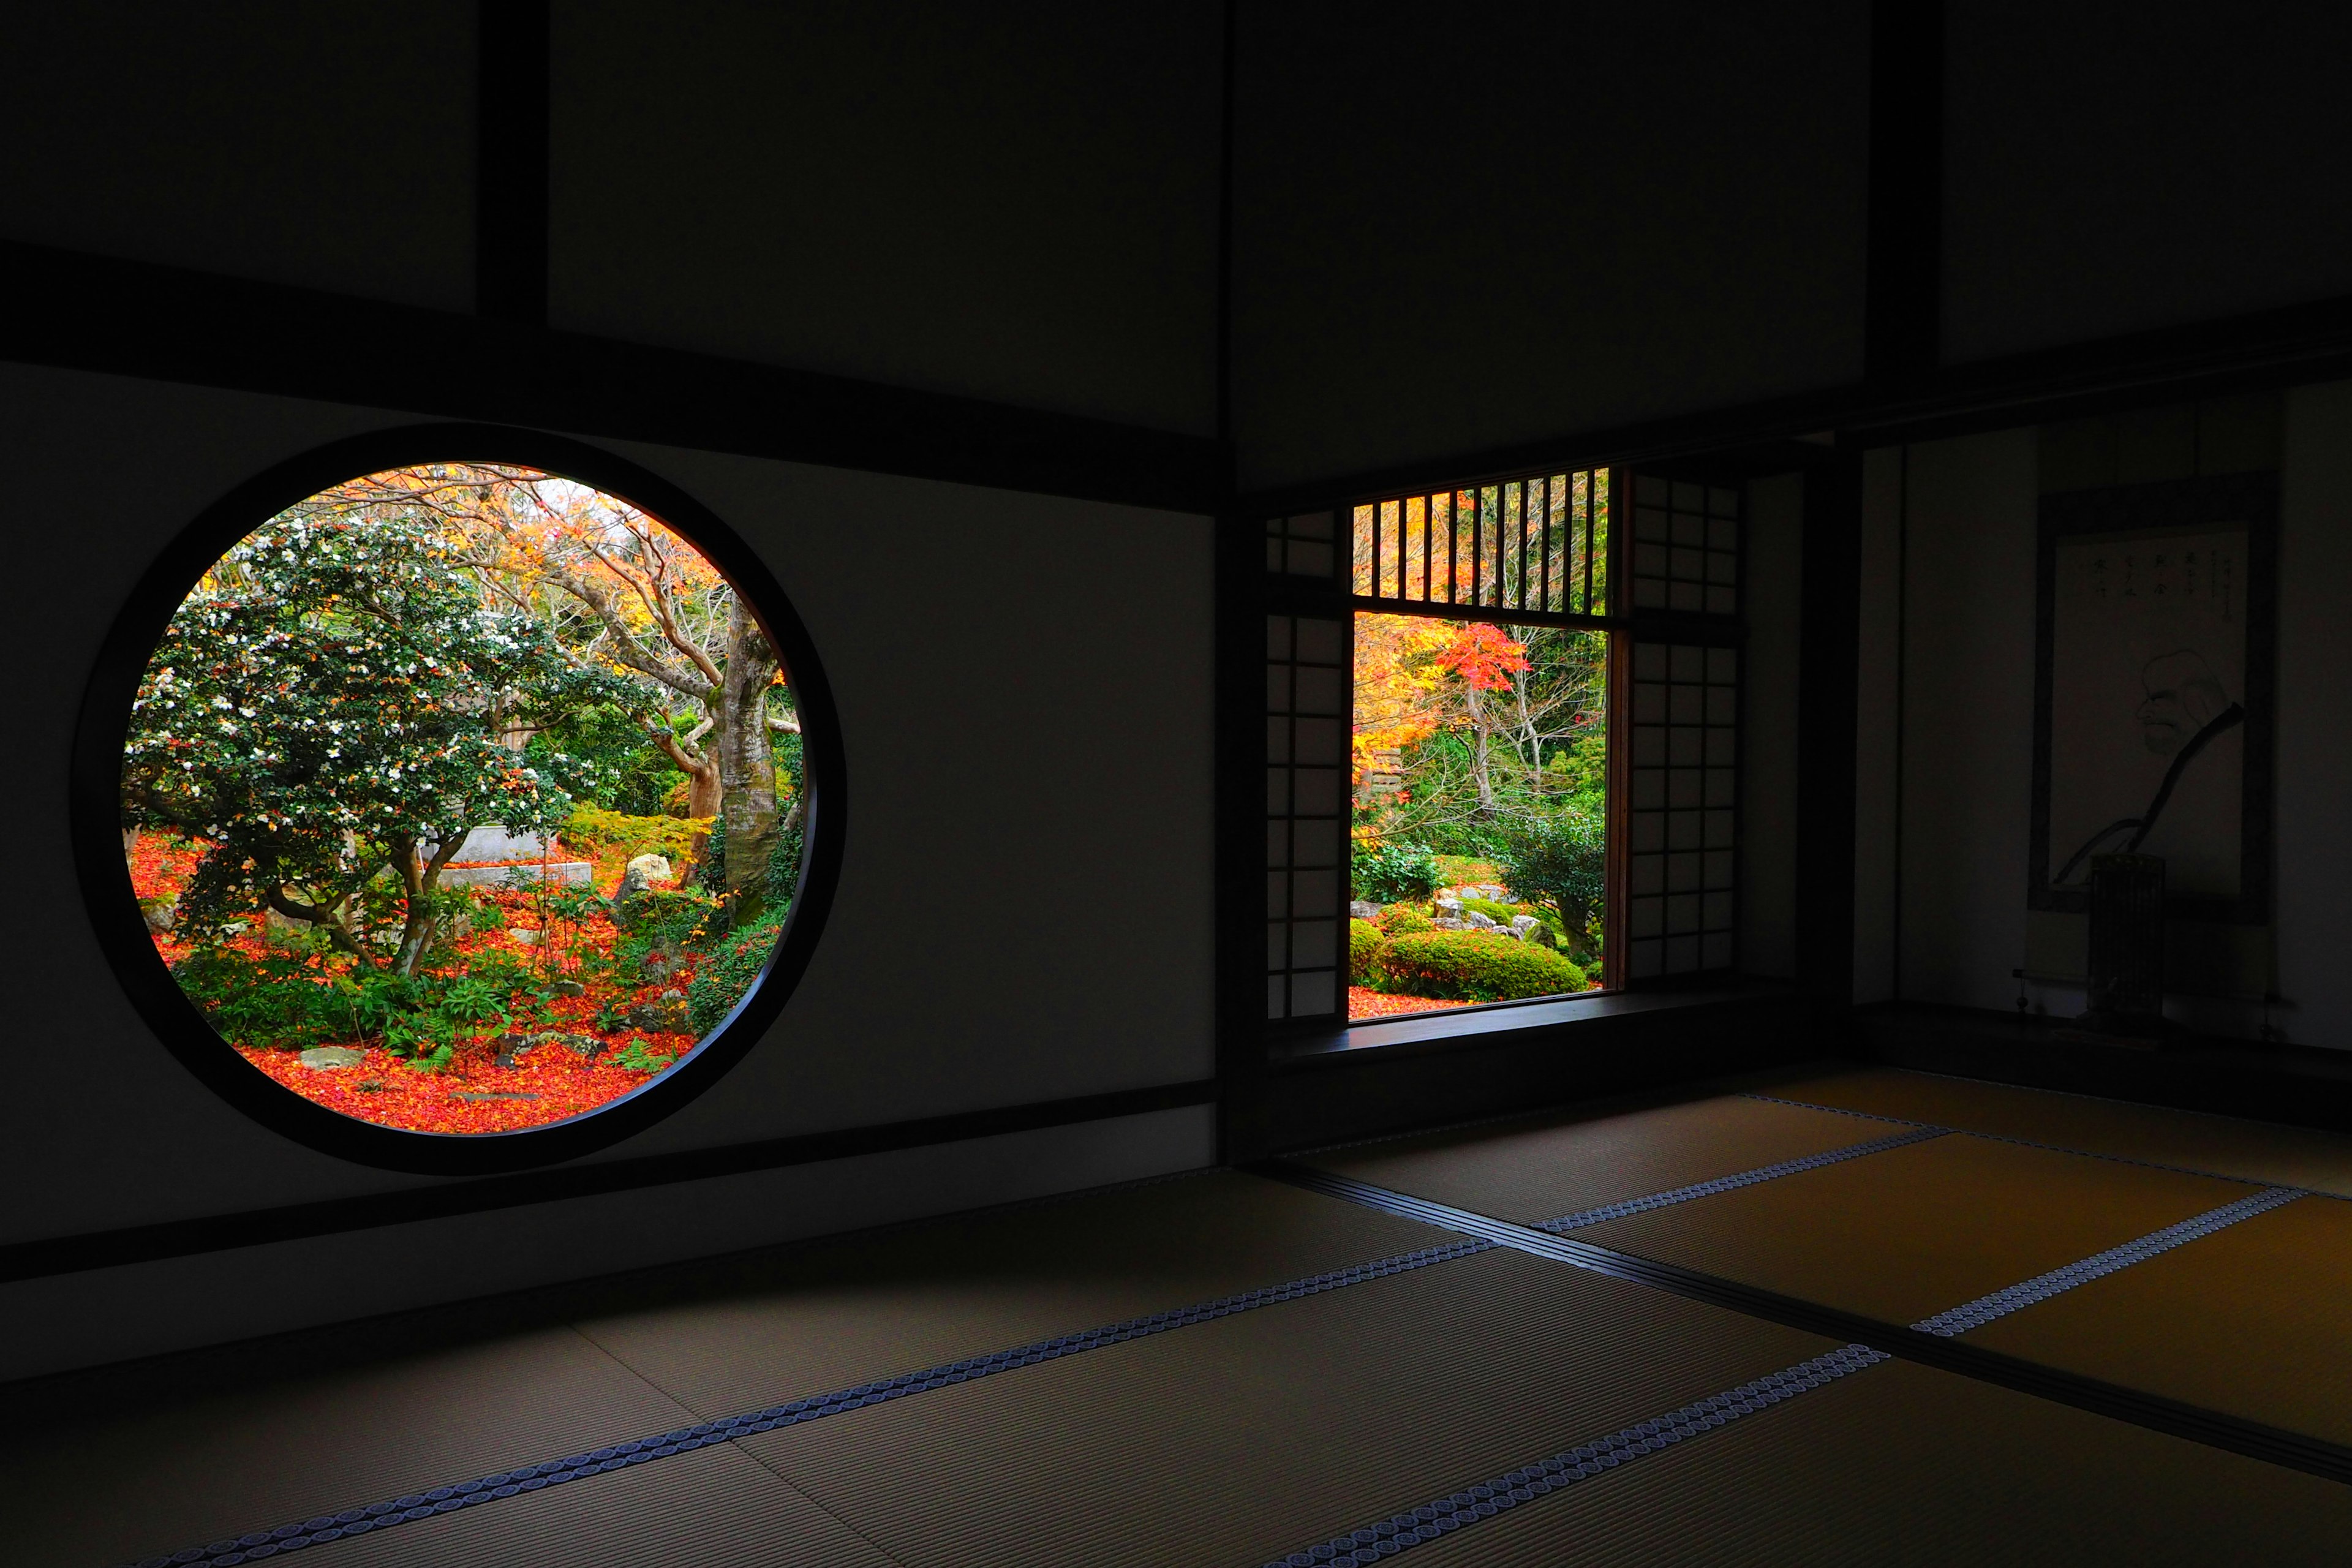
left=685, top=911, right=788, bottom=1035
left=1352, top=839, right=1442, bottom=904
left=1348, top=919, right=1389, bottom=984
left=1384, top=931, right=1586, bottom=1003
left=619, top=886, right=723, bottom=951
left=1490, top=809, right=1605, bottom=956
left=1458, top=896, right=1528, bottom=926
left=1376, top=904, right=1434, bottom=937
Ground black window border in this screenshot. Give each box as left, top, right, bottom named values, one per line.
left=70, top=423, right=848, bottom=1175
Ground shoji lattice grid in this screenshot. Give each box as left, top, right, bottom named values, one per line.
left=1626, top=641, right=1738, bottom=979
left=1266, top=510, right=1338, bottom=582
left=1266, top=612, right=1346, bottom=1019
left=1629, top=476, right=1740, bottom=615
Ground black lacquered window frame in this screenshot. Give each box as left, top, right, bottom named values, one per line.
left=69, top=424, right=848, bottom=1175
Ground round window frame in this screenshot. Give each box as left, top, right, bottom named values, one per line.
left=71, top=424, right=847, bottom=1175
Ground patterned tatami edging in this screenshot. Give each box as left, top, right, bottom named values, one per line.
left=1269, top=1161, right=2352, bottom=1488
left=1259, top=1346, right=1889, bottom=1568
left=1912, top=1185, right=2306, bottom=1336
left=124, top=1237, right=1496, bottom=1568
left=1536, top=1126, right=1949, bottom=1232
left=126, top=1132, right=1966, bottom=1568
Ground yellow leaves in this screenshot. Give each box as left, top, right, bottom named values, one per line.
left=1351, top=612, right=1452, bottom=785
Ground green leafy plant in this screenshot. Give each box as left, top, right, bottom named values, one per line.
left=1383, top=930, right=1586, bottom=1003
left=1352, top=839, right=1442, bottom=904
left=685, top=911, right=786, bottom=1035
left=610, top=1037, right=676, bottom=1073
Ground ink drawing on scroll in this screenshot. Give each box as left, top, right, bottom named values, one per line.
left=2045, top=526, right=2247, bottom=901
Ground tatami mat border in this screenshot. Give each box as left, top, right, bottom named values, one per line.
left=1260, top=1346, right=1890, bottom=1567
left=123, top=1238, right=1493, bottom=1568
left=1912, top=1186, right=2306, bottom=1336
left=1265, top=1162, right=2352, bottom=1488
left=1536, top=1127, right=1948, bottom=1232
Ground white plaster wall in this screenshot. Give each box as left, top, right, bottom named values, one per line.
left=1888, top=430, right=2041, bottom=1012
left=1852, top=447, right=1905, bottom=1003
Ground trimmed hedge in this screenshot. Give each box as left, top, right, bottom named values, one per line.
left=1377, top=904, right=1435, bottom=937
left=1348, top=919, right=1389, bottom=984
left=1384, top=930, right=1586, bottom=1003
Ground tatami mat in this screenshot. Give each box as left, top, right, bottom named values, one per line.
left=295, top=1442, right=895, bottom=1568
left=1396, top=1357, right=2352, bottom=1566
left=575, top=1170, right=1447, bottom=1419
left=0, top=1327, right=698, bottom=1568
left=1773, top=1066, right=2352, bottom=1196
left=1303, top=1093, right=1891, bottom=1224
left=1572, top=1130, right=2259, bottom=1326
left=742, top=1246, right=1842, bottom=1568
left=1969, top=1191, right=2352, bottom=1448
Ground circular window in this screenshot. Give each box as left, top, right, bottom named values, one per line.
left=75, top=429, right=841, bottom=1172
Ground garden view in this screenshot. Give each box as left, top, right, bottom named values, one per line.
left=122, top=465, right=805, bottom=1134
left=1348, top=611, right=1608, bottom=1020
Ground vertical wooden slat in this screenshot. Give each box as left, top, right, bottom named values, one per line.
left=1539, top=474, right=1556, bottom=614
left=1513, top=480, right=1529, bottom=612
left=1583, top=469, right=1599, bottom=616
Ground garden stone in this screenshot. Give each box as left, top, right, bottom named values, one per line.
left=298, top=1047, right=366, bottom=1071
left=550, top=979, right=587, bottom=997
left=1349, top=900, right=1382, bottom=921
left=141, top=899, right=176, bottom=935
left=1463, top=910, right=1499, bottom=930
left=1434, top=897, right=1464, bottom=916
left=508, top=928, right=541, bottom=945
left=1509, top=914, right=1541, bottom=940
left=627, top=997, right=693, bottom=1032
left=1432, top=916, right=1467, bottom=930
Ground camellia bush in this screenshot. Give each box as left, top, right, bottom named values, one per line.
left=1381, top=930, right=1586, bottom=1003
left=123, top=507, right=617, bottom=974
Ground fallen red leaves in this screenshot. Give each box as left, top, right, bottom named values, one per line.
left=129, top=831, right=707, bottom=1136
left=235, top=1033, right=694, bottom=1135
left=1347, top=987, right=1474, bottom=1020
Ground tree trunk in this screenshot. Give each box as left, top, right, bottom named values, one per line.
left=391, top=834, right=467, bottom=977
left=715, top=602, right=781, bottom=918
left=1466, top=687, right=1498, bottom=816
